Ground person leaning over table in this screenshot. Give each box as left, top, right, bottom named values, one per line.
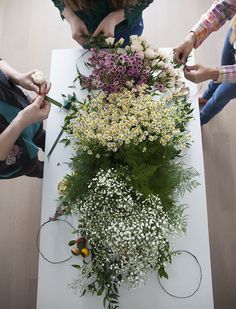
left=0, top=59, right=51, bottom=179
left=174, top=0, right=236, bottom=126
left=51, top=0, right=153, bottom=46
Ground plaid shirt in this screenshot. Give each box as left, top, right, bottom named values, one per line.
left=216, top=64, right=236, bottom=82
left=192, top=0, right=236, bottom=48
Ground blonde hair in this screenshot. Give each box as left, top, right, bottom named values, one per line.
left=64, top=0, right=139, bottom=11
left=230, top=16, right=236, bottom=44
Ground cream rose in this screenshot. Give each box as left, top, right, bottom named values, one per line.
left=105, top=37, right=115, bottom=46
left=131, top=43, right=144, bottom=53
left=31, top=70, right=47, bottom=85
left=144, top=48, right=156, bottom=59
left=118, top=37, right=125, bottom=46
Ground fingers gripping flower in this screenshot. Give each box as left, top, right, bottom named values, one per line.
left=31, top=70, right=62, bottom=108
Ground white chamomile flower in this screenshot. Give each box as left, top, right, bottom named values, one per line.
left=31, top=70, right=47, bottom=85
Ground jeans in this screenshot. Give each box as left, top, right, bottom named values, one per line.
left=115, top=18, right=144, bottom=47
left=201, top=28, right=236, bottom=125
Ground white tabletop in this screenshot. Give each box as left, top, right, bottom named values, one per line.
left=37, top=49, right=214, bottom=309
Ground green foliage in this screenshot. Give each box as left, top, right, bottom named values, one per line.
left=80, top=33, right=111, bottom=49
left=59, top=139, right=198, bottom=216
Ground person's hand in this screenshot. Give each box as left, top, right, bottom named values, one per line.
left=38, top=81, right=51, bottom=96
left=13, top=71, right=42, bottom=94
left=18, top=89, right=51, bottom=128
left=93, top=10, right=125, bottom=37
left=69, top=15, right=89, bottom=45
left=173, top=32, right=197, bottom=64
left=184, top=64, right=219, bottom=83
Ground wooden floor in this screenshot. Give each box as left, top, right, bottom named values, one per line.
left=0, top=0, right=236, bottom=308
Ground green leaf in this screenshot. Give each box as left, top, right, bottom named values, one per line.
left=103, top=296, right=107, bottom=307
left=113, top=284, right=118, bottom=294
left=71, top=264, right=81, bottom=269
left=68, top=240, right=76, bottom=246
left=159, top=267, right=169, bottom=279
left=80, top=289, right=86, bottom=297
left=97, top=288, right=104, bottom=296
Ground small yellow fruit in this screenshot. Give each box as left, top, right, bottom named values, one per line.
left=81, top=247, right=89, bottom=257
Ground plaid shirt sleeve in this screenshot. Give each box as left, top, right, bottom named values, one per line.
left=191, top=0, right=236, bottom=48
left=215, top=64, right=236, bottom=82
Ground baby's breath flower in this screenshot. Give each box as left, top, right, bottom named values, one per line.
left=75, top=169, right=186, bottom=289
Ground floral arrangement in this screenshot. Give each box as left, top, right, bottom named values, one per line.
left=55, top=36, right=198, bottom=309
left=78, top=35, right=183, bottom=95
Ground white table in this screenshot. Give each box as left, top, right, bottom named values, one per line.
left=37, top=49, right=214, bottom=309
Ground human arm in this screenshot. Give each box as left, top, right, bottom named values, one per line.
left=93, top=0, right=153, bottom=37
left=93, top=9, right=125, bottom=37
left=174, top=0, right=236, bottom=63
left=51, top=0, right=89, bottom=45
left=0, top=94, right=51, bottom=161
left=62, top=5, right=89, bottom=45
left=0, top=59, right=48, bottom=94
left=184, top=63, right=236, bottom=83
left=184, top=64, right=219, bottom=83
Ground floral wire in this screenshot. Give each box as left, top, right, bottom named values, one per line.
left=47, top=127, right=64, bottom=158
left=76, top=50, right=90, bottom=75
left=157, top=250, right=203, bottom=298
left=36, top=217, right=77, bottom=264
left=47, top=51, right=90, bottom=159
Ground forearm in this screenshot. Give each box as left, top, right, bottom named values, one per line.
left=191, top=0, right=236, bottom=48
left=0, top=114, right=25, bottom=160
left=0, top=60, right=21, bottom=84
left=109, top=9, right=125, bottom=25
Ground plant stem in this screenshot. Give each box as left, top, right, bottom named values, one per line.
left=45, top=95, right=62, bottom=108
